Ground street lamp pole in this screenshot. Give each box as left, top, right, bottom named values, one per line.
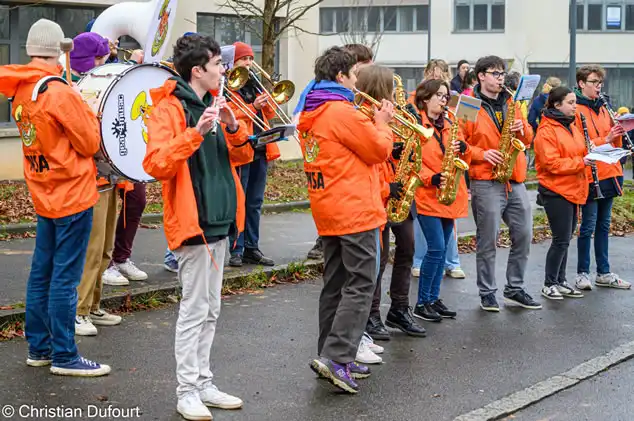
left=569, top=0, right=577, bottom=87
left=427, top=0, right=431, bottom=63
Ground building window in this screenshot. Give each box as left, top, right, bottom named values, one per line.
left=0, top=3, right=106, bottom=124
left=319, top=5, right=429, bottom=34
left=575, top=0, right=634, bottom=31
left=196, top=13, right=279, bottom=73
left=392, top=67, right=425, bottom=93
left=454, top=0, right=506, bottom=32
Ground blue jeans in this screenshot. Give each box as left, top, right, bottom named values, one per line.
left=416, top=215, right=454, bottom=305
left=577, top=196, right=614, bottom=275
left=232, top=155, right=268, bottom=255
left=25, top=208, right=93, bottom=364
left=413, top=215, right=460, bottom=271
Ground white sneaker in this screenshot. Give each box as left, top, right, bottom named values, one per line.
left=102, top=267, right=129, bottom=286
left=177, top=392, right=212, bottom=420
left=596, top=273, right=632, bottom=290
left=116, top=259, right=148, bottom=281
left=575, top=273, right=593, bottom=291
left=445, top=268, right=466, bottom=279
left=90, top=309, right=122, bottom=326
left=199, top=384, right=243, bottom=409
left=75, top=315, right=97, bottom=336
left=362, top=332, right=384, bottom=354
left=411, top=267, right=420, bottom=278
left=541, top=285, right=563, bottom=300
left=356, top=338, right=382, bottom=364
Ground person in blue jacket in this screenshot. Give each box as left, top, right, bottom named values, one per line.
left=528, top=76, right=561, bottom=132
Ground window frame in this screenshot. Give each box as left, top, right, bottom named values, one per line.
left=319, top=5, right=430, bottom=34
left=453, top=0, right=506, bottom=33
left=574, top=0, right=634, bottom=32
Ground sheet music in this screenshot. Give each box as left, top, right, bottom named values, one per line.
left=514, top=75, right=541, bottom=101
left=586, top=144, right=632, bottom=164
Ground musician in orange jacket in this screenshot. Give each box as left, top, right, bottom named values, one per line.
left=295, top=47, right=393, bottom=393
left=354, top=65, right=426, bottom=344
left=0, top=19, right=110, bottom=376
left=143, top=34, right=248, bottom=420
left=412, top=79, right=471, bottom=322
left=533, top=87, right=590, bottom=300
left=572, top=64, right=631, bottom=291
left=226, top=41, right=279, bottom=268
left=460, top=55, right=541, bottom=312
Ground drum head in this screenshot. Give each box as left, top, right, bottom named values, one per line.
left=99, top=63, right=177, bottom=183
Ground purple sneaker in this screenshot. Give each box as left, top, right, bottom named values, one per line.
left=348, top=361, right=371, bottom=379
left=310, top=358, right=359, bottom=393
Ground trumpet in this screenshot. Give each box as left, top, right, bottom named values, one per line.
left=353, top=88, right=434, bottom=140
left=117, top=47, right=174, bottom=69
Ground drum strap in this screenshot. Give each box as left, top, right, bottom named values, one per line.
left=31, top=76, right=69, bottom=102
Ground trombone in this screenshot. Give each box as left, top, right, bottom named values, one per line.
left=223, top=66, right=272, bottom=132
left=247, top=61, right=295, bottom=125
left=353, top=88, right=434, bottom=140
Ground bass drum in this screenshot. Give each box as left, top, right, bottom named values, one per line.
left=77, top=62, right=178, bottom=183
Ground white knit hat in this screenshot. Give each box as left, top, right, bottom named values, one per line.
left=26, top=19, right=64, bottom=58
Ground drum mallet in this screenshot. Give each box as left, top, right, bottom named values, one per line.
left=60, top=38, right=74, bottom=83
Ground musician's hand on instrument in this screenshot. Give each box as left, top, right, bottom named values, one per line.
left=607, top=124, right=626, bottom=143
left=130, top=49, right=144, bottom=63
left=483, top=149, right=504, bottom=165
left=431, top=173, right=443, bottom=187
left=374, top=99, right=394, bottom=125
left=510, top=120, right=524, bottom=134
left=196, top=108, right=217, bottom=136
left=391, top=142, right=404, bottom=160
left=583, top=157, right=594, bottom=166
left=219, top=105, right=239, bottom=131
left=452, top=140, right=466, bottom=154
left=389, top=182, right=403, bottom=199
left=253, top=95, right=268, bottom=111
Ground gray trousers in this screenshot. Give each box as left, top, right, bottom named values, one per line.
left=470, top=180, right=532, bottom=296
left=318, top=228, right=379, bottom=363
left=173, top=240, right=227, bottom=399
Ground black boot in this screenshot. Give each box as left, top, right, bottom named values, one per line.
left=242, top=248, right=275, bottom=266
left=430, top=299, right=457, bottom=318
left=365, top=315, right=390, bottom=341
left=385, top=306, right=426, bottom=337
left=413, top=303, right=442, bottom=323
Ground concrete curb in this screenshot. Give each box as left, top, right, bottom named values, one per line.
left=0, top=201, right=311, bottom=234
left=453, top=339, right=634, bottom=421
left=0, top=259, right=323, bottom=327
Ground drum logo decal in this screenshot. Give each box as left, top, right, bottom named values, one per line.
left=111, top=94, right=128, bottom=156
left=151, top=0, right=170, bottom=56
left=14, top=105, right=36, bottom=147
left=131, top=91, right=154, bottom=144
left=302, top=131, right=319, bottom=163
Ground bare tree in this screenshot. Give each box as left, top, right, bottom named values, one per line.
left=220, top=0, right=325, bottom=77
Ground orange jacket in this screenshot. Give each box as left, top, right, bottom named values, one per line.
left=460, top=93, right=533, bottom=183
left=415, top=113, right=471, bottom=219
left=142, top=79, right=248, bottom=251
left=297, top=101, right=392, bottom=236
left=0, top=60, right=100, bottom=219
left=227, top=92, right=281, bottom=166
left=533, top=116, right=588, bottom=205
left=574, top=104, right=623, bottom=182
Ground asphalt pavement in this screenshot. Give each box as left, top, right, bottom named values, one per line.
left=0, top=236, right=633, bottom=421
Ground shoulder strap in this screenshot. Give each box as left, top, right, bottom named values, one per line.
left=31, top=76, right=69, bottom=102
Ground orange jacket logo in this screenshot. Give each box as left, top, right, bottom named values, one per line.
left=303, top=131, right=319, bottom=163
left=14, top=105, right=36, bottom=147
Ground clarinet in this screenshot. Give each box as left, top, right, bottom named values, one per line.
left=598, top=93, right=634, bottom=153
left=580, top=113, right=604, bottom=200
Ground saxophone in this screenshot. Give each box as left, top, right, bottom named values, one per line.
left=437, top=108, right=469, bottom=206
left=386, top=74, right=426, bottom=223
left=491, top=85, right=527, bottom=183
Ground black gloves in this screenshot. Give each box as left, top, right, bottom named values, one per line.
left=392, top=142, right=404, bottom=160
left=458, top=141, right=467, bottom=154
left=431, top=173, right=442, bottom=187
left=389, top=182, right=404, bottom=199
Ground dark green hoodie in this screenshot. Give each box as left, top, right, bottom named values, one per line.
left=171, top=76, right=237, bottom=244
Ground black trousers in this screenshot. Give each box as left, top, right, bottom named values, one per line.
left=541, top=188, right=578, bottom=287
left=318, top=229, right=378, bottom=363
left=370, top=214, right=414, bottom=317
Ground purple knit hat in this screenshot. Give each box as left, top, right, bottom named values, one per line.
left=70, top=32, right=110, bottom=73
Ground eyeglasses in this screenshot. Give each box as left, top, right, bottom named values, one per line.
left=586, top=79, right=604, bottom=87
left=435, top=92, right=450, bottom=101
left=486, top=71, right=507, bottom=79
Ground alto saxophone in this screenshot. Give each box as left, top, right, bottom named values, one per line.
left=437, top=108, right=469, bottom=206
left=386, top=74, right=425, bottom=223
left=491, top=85, right=527, bottom=183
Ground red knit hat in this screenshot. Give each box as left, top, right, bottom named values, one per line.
left=233, top=41, right=254, bottom=63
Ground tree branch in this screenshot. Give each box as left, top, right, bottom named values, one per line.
left=220, top=0, right=264, bottom=18
left=286, top=23, right=323, bottom=37
left=277, top=0, right=325, bottom=34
